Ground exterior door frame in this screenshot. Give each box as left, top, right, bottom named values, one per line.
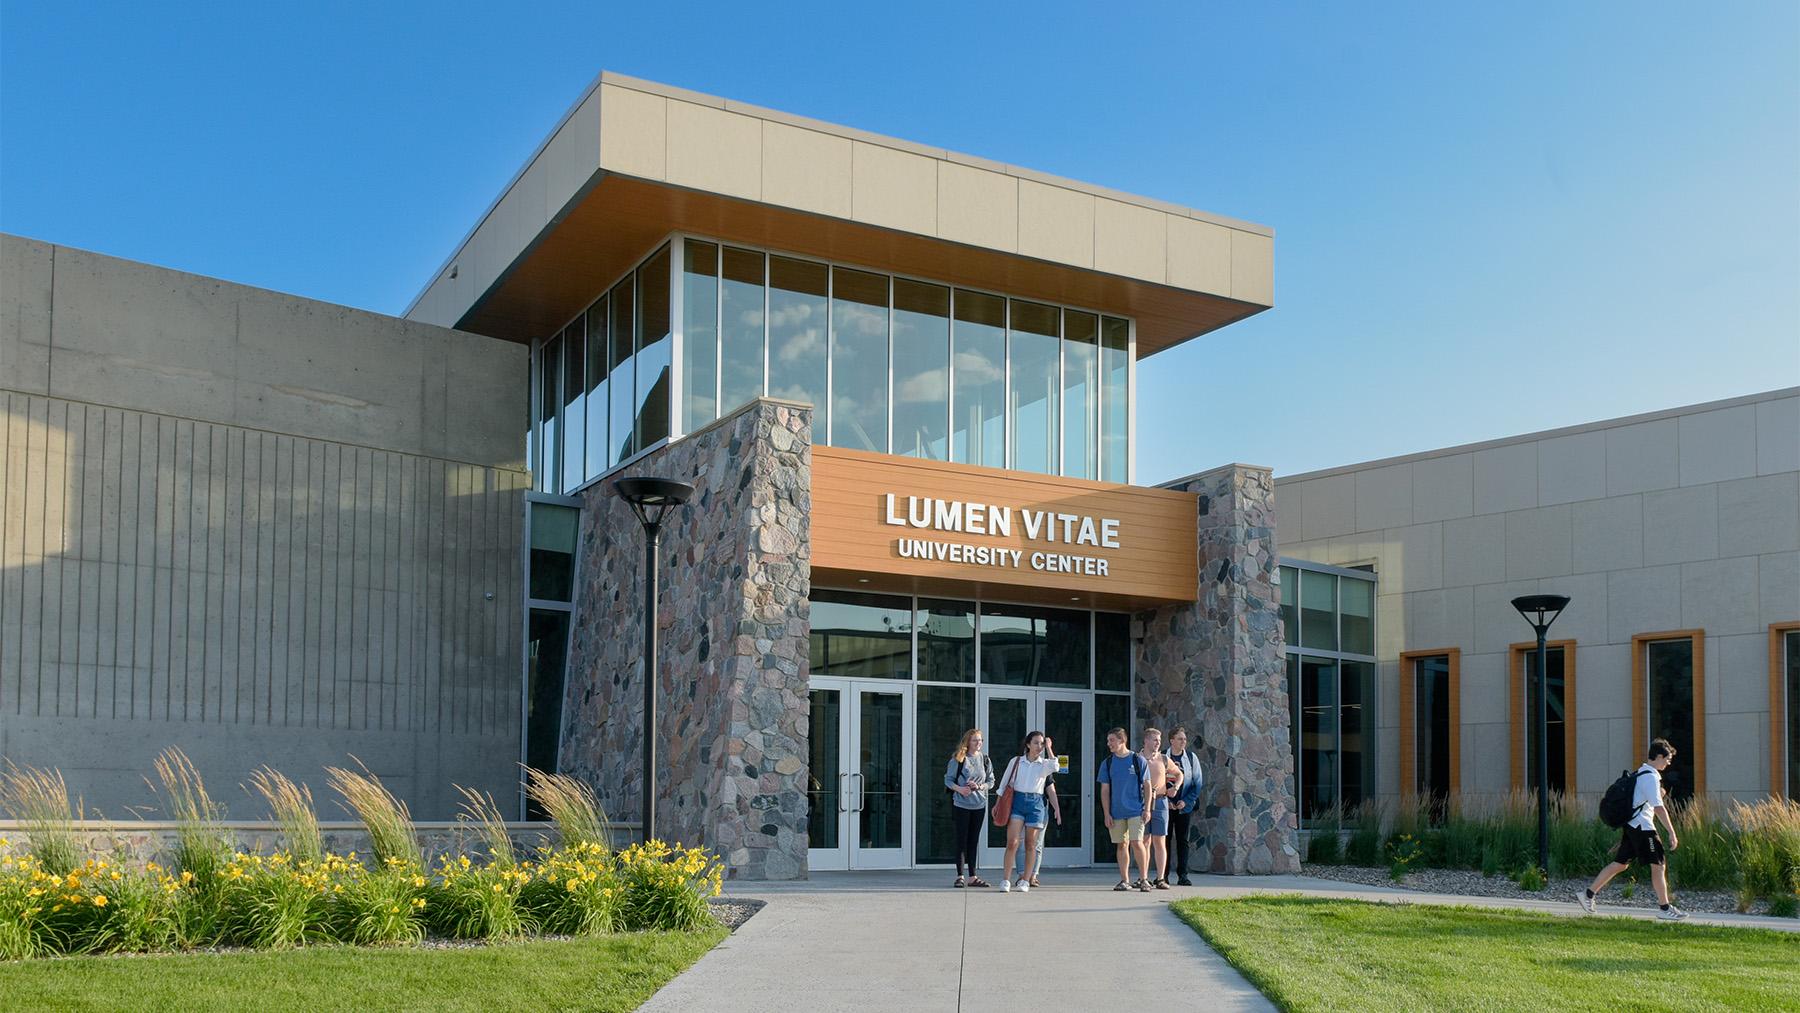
left=977, top=686, right=1091, bottom=869
left=807, top=677, right=915, bottom=871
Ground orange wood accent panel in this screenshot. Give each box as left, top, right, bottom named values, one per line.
left=1772, top=622, right=1800, bottom=798
left=1630, top=630, right=1706, bottom=796
left=1509, top=641, right=1577, bottom=793
left=1399, top=648, right=1462, bottom=797
left=454, top=175, right=1265, bottom=355
left=810, top=446, right=1198, bottom=611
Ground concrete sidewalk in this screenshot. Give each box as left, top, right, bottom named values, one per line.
left=642, top=870, right=1274, bottom=1013
left=644, top=869, right=1798, bottom=1012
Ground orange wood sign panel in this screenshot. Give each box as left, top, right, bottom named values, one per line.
left=810, top=446, right=1198, bottom=609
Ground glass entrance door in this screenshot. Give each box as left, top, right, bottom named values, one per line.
left=978, top=688, right=1090, bottom=868
left=808, top=679, right=914, bottom=871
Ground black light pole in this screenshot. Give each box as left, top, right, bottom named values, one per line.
left=615, top=476, right=695, bottom=844
left=1511, top=593, right=1570, bottom=876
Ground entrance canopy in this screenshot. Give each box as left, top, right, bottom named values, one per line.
left=405, top=73, right=1273, bottom=359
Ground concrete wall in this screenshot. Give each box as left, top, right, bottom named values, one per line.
left=1275, top=388, right=1800, bottom=802
left=560, top=398, right=812, bottom=879
left=0, top=235, right=530, bottom=820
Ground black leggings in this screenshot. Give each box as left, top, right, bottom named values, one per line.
left=1169, top=809, right=1195, bottom=878
left=952, top=806, right=984, bottom=876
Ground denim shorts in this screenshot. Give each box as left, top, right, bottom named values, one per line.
left=1146, top=806, right=1169, bottom=837
left=1010, top=791, right=1046, bottom=828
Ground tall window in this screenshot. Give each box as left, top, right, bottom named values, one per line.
left=767, top=256, right=828, bottom=412
left=1061, top=311, right=1098, bottom=479
left=560, top=319, right=586, bottom=494
left=891, top=280, right=950, bottom=460
left=1511, top=641, right=1575, bottom=796
left=1281, top=562, right=1379, bottom=821
left=1098, top=316, right=1129, bottom=483
left=634, top=246, right=672, bottom=451
left=1007, top=299, right=1060, bottom=475
left=607, top=274, right=637, bottom=467
left=1400, top=649, right=1459, bottom=811
left=584, top=300, right=610, bottom=478
left=1775, top=624, right=1800, bottom=798
left=829, top=268, right=889, bottom=452
left=537, top=334, right=561, bottom=493
left=951, top=291, right=1006, bottom=468
left=680, top=241, right=719, bottom=434
left=720, top=246, right=767, bottom=415
left=524, top=500, right=579, bottom=814
left=1633, top=631, right=1704, bottom=804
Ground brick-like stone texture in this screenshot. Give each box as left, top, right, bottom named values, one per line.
left=1136, top=464, right=1300, bottom=874
left=561, top=399, right=812, bottom=880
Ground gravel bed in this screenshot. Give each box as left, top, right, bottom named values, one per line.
left=710, top=897, right=764, bottom=931
left=1300, top=864, right=1778, bottom=916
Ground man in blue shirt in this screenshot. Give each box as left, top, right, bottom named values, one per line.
left=1097, top=727, right=1154, bottom=892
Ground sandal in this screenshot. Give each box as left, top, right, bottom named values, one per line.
left=954, top=876, right=966, bottom=888
left=1029, top=877, right=1042, bottom=888
left=1113, top=881, right=1130, bottom=891
left=968, top=876, right=990, bottom=888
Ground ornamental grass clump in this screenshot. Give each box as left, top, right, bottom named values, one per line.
left=1668, top=795, right=1739, bottom=892
left=1346, top=798, right=1389, bottom=867
left=614, top=840, right=723, bottom=933
left=1439, top=794, right=1486, bottom=869
left=150, top=748, right=232, bottom=889
left=526, top=769, right=610, bottom=851
left=247, top=767, right=323, bottom=865
left=1304, top=805, right=1342, bottom=866
left=1548, top=792, right=1613, bottom=878
left=326, top=761, right=421, bottom=869
left=0, top=762, right=82, bottom=877
left=1733, top=797, right=1800, bottom=902
left=456, top=785, right=516, bottom=867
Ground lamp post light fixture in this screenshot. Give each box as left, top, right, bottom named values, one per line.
left=615, top=476, right=696, bottom=844
left=1510, top=593, right=1570, bottom=876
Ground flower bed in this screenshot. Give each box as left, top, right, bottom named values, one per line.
left=1, top=753, right=724, bottom=960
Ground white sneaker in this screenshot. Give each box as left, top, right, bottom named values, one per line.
left=1017, top=879, right=1030, bottom=894
left=1657, top=905, right=1688, bottom=921
left=999, top=879, right=1011, bottom=893
left=1576, top=890, right=1595, bottom=914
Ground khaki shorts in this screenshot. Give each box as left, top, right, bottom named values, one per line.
left=1108, top=816, right=1146, bottom=844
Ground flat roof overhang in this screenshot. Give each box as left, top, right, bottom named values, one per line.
left=407, top=74, right=1273, bottom=357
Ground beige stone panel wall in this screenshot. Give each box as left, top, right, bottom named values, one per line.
left=850, top=141, right=939, bottom=235
left=760, top=121, right=852, bottom=218
left=936, top=161, right=1018, bottom=253
left=1093, top=197, right=1167, bottom=284
left=598, top=82, right=666, bottom=181
left=666, top=99, right=762, bottom=202
left=1167, top=216, right=1232, bottom=294
left=1017, top=180, right=1095, bottom=269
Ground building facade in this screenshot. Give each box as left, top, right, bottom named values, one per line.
left=1275, top=388, right=1800, bottom=814
left=3, top=73, right=1305, bottom=880
left=0, top=235, right=529, bottom=819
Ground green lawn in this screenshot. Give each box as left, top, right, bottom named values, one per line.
left=1172, top=896, right=1800, bottom=1012
left=0, top=927, right=727, bottom=1012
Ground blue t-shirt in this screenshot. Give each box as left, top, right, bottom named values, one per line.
left=1096, top=753, right=1146, bottom=819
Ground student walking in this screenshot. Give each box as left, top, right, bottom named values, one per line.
left=1024, top=762, right=1062, bottom=887
left=1140, top=728, right=1181, bottom=889
left=1097, top=727, right=1155, bottom=892
left=1165, top=727, right=1203, bottom=886
left=1577, top=738, right=1688, bottom=920
left=997, top=731, right=1059, bottom=893
left=945, top=729, right=995, bottom=888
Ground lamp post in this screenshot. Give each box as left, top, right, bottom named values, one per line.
left=615, top=476, right=695, bottom=844
left=1510, top=593, right=1570, bottom=876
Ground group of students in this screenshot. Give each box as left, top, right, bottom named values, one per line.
left=943, top=724, right=1203, bottom=893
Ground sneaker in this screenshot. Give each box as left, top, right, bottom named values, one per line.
left=1575, top=890, right=1594, bottom=914
left=1657, top=905, right=1688, bottom=921
left=1113, top=881, right=1130, bottom=892
left=1017, top=879, right=1030, bottom=894
left=999, top=879, right=1011, bottom=893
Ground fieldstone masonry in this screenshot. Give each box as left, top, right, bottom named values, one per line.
left=561, top=398, right=812, bottom=880
left=1135, top=463, right=1300, bottom=874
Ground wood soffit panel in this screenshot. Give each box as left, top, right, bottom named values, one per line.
left=810, top=446, right=1199, bottom=611
left=454, top=175, right=1266, bottom=356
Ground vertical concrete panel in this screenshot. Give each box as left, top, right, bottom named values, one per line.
left=20, top=397, right=50, bottom=716
left=1, top=394, right=19, bottom=713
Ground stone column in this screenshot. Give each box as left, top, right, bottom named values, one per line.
left=561, top=398, right=812, bottom=880
left=1135, top=463, right=1299, bottom=874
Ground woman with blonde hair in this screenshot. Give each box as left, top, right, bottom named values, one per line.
left=945, top=728, right=995, bottom=887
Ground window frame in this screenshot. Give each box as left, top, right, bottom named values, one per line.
left=1508, top=640, right=1577, bottom=794
left=1631, top=628, right=1706, bottom=797
left=1398, top=648, right=1460, bottom=799
left=1771, top=621, right=1800, bottom=798
left=1279, top=558, right=1379, bottom=824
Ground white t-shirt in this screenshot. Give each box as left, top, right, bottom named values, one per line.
left=1628, top=763, right=1663, bottom=831
left=1007, top=755, right=1059, bottom=794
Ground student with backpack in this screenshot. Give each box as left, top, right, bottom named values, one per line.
left=1097, top=727, right=1155, bottom=892
left=1165, top=726, right=1203, bottom=886
left=1578, top=738, right=1687, bottom=920
left=945, top=728, right=995, bottom=888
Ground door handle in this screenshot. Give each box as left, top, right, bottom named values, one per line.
left=838, top=772, right=849, bottom=813
left=850, top=772, right=864, bottom=812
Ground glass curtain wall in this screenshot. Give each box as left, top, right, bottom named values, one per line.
left=533, top=237, right=1135, bottom=495
left=1280, top=562, right=1380, bottom=822
left=807, top=589, right=1131, bottom=867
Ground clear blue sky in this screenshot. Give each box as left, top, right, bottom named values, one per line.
left=4, top=2, right=1796, bottom=481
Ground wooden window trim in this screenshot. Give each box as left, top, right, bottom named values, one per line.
left=1772, top=622, right=1800, bottom=799
left=1631, top=629, right=1706, bottom=796
left=1508, top=640, right=1578, bottom=793
left=1399, top=648, right=1461, bottom=797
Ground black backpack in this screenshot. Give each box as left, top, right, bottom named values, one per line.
left=1599, top=769, right=1650, bottom=828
